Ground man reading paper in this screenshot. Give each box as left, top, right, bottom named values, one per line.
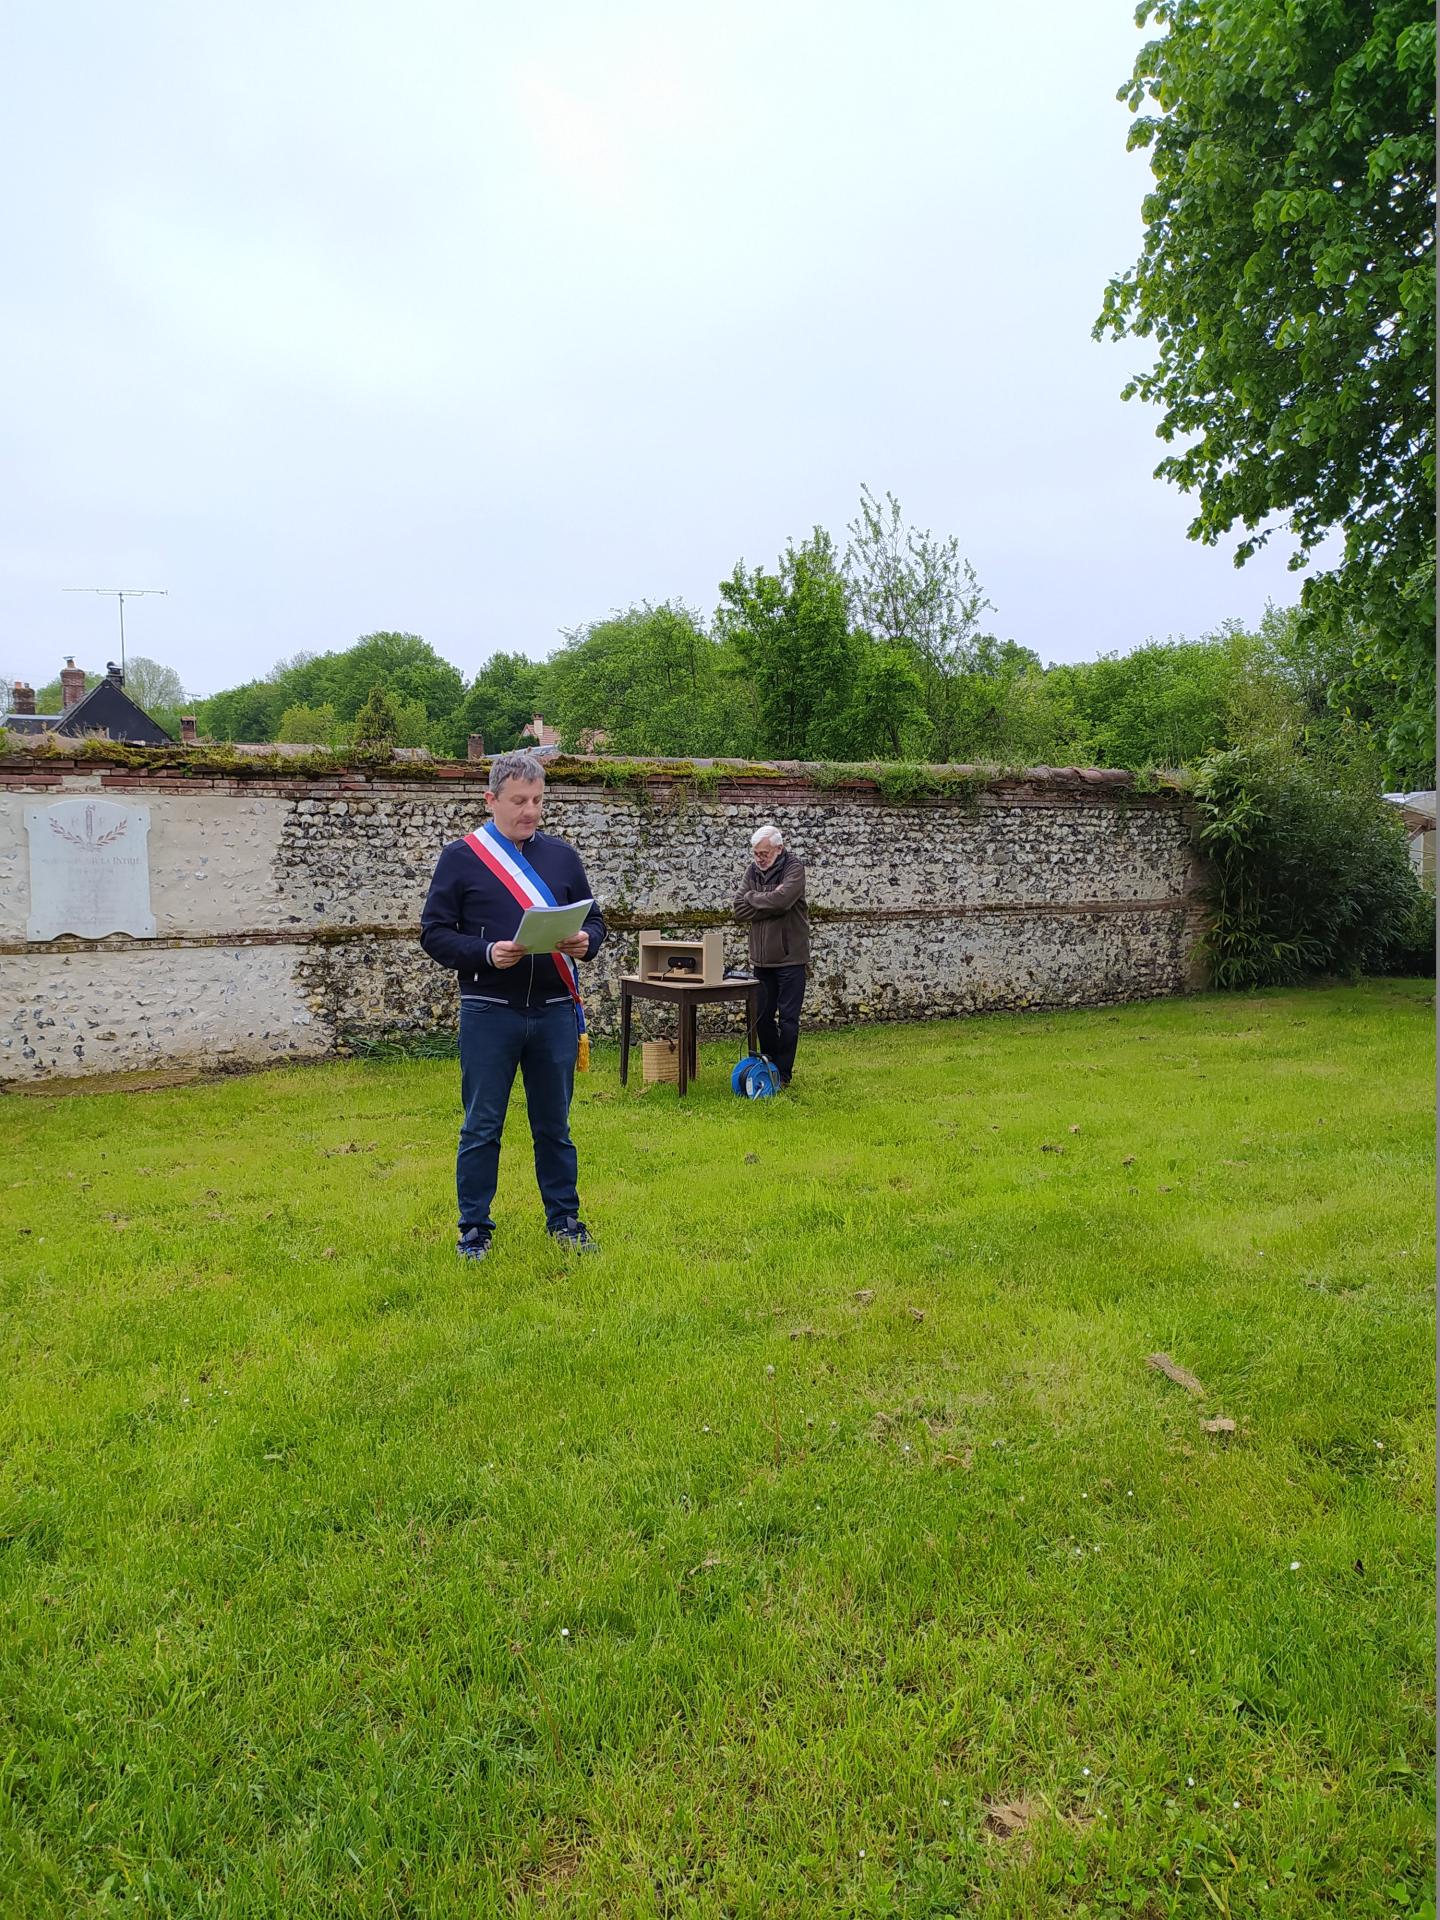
left=420, top=750, right=606, bottom=1260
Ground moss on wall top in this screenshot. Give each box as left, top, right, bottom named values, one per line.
left=0, top=736, right=1189, bottom=803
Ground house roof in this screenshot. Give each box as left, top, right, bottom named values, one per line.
left=4, top=676, right=174, bottom=745
left=1383, top=790, right=1436, bottom=837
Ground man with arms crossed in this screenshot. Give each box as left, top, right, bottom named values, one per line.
left=420, top=750, right=606, bottom=1259
left=733, top=821, right=809, bottom=1089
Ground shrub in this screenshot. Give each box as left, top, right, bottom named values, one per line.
left=1193, top=745, right=1434, bottom=987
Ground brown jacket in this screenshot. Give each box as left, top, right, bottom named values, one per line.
left=734, top=851, right=810, bottom=968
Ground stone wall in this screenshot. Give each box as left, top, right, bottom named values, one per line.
left=0, top=754, right=1208, bottom=1081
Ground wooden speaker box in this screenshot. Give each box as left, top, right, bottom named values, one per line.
left=636, top=929, right=725, bottom=985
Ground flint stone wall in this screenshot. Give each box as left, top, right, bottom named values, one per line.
left=0, top=756, right=1208, bottom=1081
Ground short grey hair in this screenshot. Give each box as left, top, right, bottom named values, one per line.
left=487, top=749, right=548, bottom=796
left=751, top=822, right=783, bottom=848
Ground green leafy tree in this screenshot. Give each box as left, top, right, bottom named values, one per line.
left=992, top=664, right=1092, bottom=767
left=113, top=656, right=188, bottom=738
left=1097, top=0, right=1436, bottom=774
left=1215, top=602, right=1387, bottom=762
left=843, top=645, right=932, bottom=759
left=276, top=702, right=343, bottom=746
left=717, top=530, right=858, bottom=759
left=546, top=604, right=744, bottom=756
left=268, top=649, right=319, bottom=683
left=946, top=650, right=1079, bottom=766
left=843, top=487, right=997, bottom=759
left=286, top=633, right=464, bottom=728
left=391, top=696, right=432, bottom=748
left=352, top=684, right=400, bottom=748
left=201, top=634, right=466, bottom=744
left=122, top=656, right=187, bottom=715
left=1046, top=637, right=1247, bottom=769
left=196, top=680, right=288, bottom=743
left=445, top=652, right=548, bottom=757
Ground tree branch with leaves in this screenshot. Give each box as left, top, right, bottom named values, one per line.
left=1097, top=0, right=1435, bottom=779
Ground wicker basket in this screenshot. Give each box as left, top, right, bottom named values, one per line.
left=641, top=1036, right=680, bottom=1085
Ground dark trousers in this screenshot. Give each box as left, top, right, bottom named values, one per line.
left=457, top=998, right=580, bottom=1233
left=756, top=964, right=806, bottom=1082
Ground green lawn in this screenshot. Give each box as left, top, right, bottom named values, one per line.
left=0, top=981, right=1433, bottom=1919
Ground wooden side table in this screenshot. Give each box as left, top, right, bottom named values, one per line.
left=618, top=975, right=761, bottom=1096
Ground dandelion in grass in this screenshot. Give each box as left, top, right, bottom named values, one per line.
left=1289, top=1561, right=1301, bottom=1571
left=560, top=1628, right=570, bottom=1639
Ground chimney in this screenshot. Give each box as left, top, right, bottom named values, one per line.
left=467, top=732, right=486, bottom=762
left=60, top=658, right=86, bottom=711
left=180, top=715, right=198, bottom=745
left=105, top=660, right=124, bottom=686
left=12, top=682, right=35, bottom=716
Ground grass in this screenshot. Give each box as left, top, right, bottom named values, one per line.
left=0, top=980, right=1433, bottom=1919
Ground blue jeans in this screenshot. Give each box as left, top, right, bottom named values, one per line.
left=457, top=998, right=580, bottom=1233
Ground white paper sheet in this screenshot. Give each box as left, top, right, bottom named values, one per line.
left=512, top=898, right=594, bottom=952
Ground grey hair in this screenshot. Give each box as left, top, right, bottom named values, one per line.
left=487, top=749, right=548, bottom=795
left=751, top=822, right=783, bottom=848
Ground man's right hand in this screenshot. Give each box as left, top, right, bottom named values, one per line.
left=490, top=940, right=525, bottom=969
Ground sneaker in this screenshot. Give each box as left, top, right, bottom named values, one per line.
left=551, top=1218, right=598, bottom=1254
left=457, top=1227, right=492, bottom=1261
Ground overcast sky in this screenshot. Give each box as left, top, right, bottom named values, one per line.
left=3, top=1, right=1320, bottom=700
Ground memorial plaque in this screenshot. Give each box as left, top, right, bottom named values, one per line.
left=25, top=799, right=156, bottom=939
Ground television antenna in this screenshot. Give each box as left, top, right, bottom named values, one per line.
left=62, top=587, right=167, bottom=678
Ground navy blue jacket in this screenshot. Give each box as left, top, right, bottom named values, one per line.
left=419, top=830, right=607, bottom=1007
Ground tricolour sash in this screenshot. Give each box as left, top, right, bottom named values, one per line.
left=463, top=822, right=589, bottom=1065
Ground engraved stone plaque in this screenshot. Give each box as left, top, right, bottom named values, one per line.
left=25, top=799, right=156, bottom=939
